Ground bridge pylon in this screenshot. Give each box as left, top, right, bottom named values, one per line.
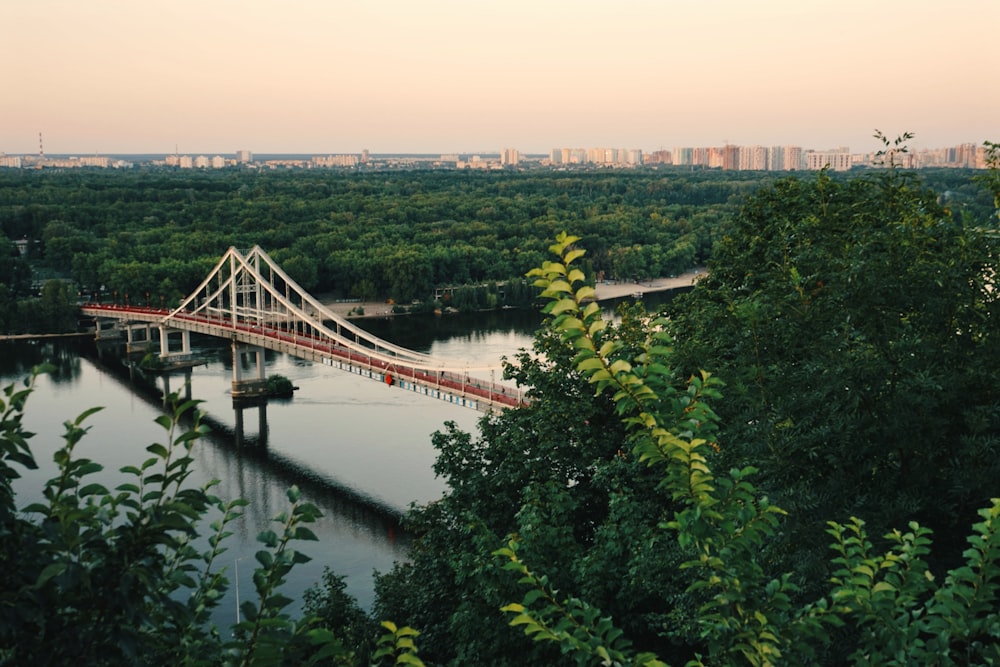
left=231, top=342, right=268, bottom=399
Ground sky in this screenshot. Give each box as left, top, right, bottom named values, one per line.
left=2, top=0, right=998, bottom=156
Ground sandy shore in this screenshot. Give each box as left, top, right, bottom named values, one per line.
left=318, top=269, right=704, bottom=319
left=318, top=299, right=395, bottom=319
left=590, top=268, right=704, bottom=302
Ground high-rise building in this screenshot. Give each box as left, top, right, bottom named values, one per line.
left=501, top=148, right=520, bottom=166
left=236, top=149, right=253, bottom=164
left=805, top=148, right=851, bottom=171
left=768, top=146, right=784, bottom=171
left=784, top=146, right=802, bottom=170
left=672, top=147, right=692, bottom=166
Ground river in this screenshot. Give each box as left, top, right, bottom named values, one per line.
left=0, top=293, right=680, bottom=628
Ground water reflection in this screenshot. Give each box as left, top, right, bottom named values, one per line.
left=232, top=400, right=269, bottom=448
left=354, top=308, right=543, bottom=355
left=0, top=337, right=84, bottom=383
left=82, top=337, right=411, bottom=524
left=1, top=336, right=420, bottom=622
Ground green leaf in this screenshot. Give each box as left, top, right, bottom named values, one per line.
left=293, top=526, right=319, bottom=541
left=146, top=442, right=169, bottom=458
left=35, top=562, right=67, bottom=587
left=257, top=529, right=279, bottom=548
left=78, top=482, right=109, bottom=497
left=73, top=406, right=104, bottom=425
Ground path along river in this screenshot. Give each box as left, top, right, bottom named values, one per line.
left=1, top=281, right=691, bottom=628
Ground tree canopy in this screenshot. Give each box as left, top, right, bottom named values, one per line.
left=665, top=167, right=1000, bottom=587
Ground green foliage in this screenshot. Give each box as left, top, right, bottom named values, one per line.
left=303, top=567, right=377, bottom=663
left=976, top=140, right=1000, bottom=223
left=499, top=230, right=1000, bottom=665
left=371, top=621, right=426, bottom=667
left=265, top=374, right=295, bottom=397
left=497, top=542, right=667, bottom=667
left=666, top=164, right=1000, bottom=591
left=22, top=279, right=78, bottom=333
left=0, top=168, right=760, bottom=310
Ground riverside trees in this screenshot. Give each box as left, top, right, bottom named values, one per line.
left=0, top=168, right=769, bottom=309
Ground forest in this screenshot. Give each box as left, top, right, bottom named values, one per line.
left=2, top=148, right=1000, bottom=665
left=0, top=165, right=993, bottom=334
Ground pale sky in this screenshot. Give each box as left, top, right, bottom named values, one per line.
left=2, top=0, right=997, bottom=155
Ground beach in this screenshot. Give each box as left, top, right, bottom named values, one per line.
left=589, top=269, right=703, bottom=303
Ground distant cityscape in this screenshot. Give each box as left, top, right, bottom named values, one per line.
left=0, top=142, right=991, bottom=172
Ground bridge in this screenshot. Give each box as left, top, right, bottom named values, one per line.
left=81, top=246, right=524, bottom=412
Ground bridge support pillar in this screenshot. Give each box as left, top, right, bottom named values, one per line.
left=158, top=326, right=191, bottom=357
left=94, top=318, right=120, bottom=340
left=232, top=343, right=268, bottom=398
left=126, top=323, right=153, bottom=354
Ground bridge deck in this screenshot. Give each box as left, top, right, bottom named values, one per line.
left=81, top=304, right=524, bottom=412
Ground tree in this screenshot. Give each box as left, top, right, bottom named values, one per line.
left=0, top=284, right=17, bottom=334
left=0, top=235, right=31, bottom=298
left=664, top=167, right=1000, bottom=589
left=37, top=279, right=78, bottom=333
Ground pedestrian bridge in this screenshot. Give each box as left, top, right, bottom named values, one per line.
left=80, top=246, right=524, bottom=412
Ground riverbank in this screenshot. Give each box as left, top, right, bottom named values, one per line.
left=318, top=268, right=704, bottom=319
left=590, top=268, right=704, bottom=302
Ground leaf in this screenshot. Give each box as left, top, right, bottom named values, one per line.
left=78, top=482, right=109, bottom=497
left=76, top=461, right=103, bottom=476
left=257, top=529, right=279, bottom=548
left=73, top=406, right=104, bottom=425
left=577, top=358, right=606, bottom=373
left=256, top=550, right=274, bottom=568
left=35, top=562, right=67, bottom=587
left=564, top=248, right=586, bottom=265
left=146, top=442, right=169, bottom=459
left=293, top=526, right=319, bottom=541
left=548, top=298, right=578, bottom=316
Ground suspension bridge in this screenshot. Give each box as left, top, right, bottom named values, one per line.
left=80, top=246, right=524, bottom=412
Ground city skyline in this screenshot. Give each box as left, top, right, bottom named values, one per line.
left=2, top=1, right=997, bottom=156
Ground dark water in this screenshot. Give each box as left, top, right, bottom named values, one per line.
left=0, top=293, right=678, bottom=628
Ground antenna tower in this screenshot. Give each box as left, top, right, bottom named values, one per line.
left=39, top=132, right=44, bottom=158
